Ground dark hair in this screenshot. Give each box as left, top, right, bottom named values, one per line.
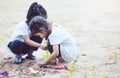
left=26, top=2, right=47, bottom=23
left=29, top=16, right=50, bottom=34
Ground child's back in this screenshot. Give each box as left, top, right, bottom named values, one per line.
left=48, top=23, right=78, bottom=63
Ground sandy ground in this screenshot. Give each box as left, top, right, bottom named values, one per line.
left=0, top=0, right=120, bottom=78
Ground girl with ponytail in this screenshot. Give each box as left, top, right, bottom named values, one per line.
left=7, top=2, right=47, bottom=64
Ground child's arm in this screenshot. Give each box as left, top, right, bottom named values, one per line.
left=45, top=44, right=59, bottom=64
left=23, top=35, right=42, bottom=48
left=40, top=45, right=48, bottom=50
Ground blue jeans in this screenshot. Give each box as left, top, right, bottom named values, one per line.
left=8, top=36, right=42, bottom=55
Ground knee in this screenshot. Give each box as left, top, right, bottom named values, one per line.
left=11, top=40, right=23, bottom=48
left=9, top=40, right=23, bottom=53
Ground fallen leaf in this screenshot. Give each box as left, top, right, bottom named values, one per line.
left=28, top=67, right=39, bottom=74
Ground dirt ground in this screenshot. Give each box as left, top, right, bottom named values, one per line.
left=0, top=0, right=120, bottom=78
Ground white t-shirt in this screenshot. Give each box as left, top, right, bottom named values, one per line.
left=8, top=21, right=30, bottom=43
left=48, top=23, right=78, bottom=63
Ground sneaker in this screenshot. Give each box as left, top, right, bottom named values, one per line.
left=26, top=55, right=35, bottom=60
left=14, top=56, right=23, bottom=64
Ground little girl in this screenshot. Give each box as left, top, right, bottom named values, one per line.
left=29, top=16, right=78, bottom=68
left=7, top=2, right=47, bottom=64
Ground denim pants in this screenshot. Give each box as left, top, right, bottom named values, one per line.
left=8, top=36, right=42, bottom=55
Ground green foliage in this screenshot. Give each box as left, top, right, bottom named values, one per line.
left=43, top=50, right=50, bottom=60
left=91, top=65, right=97, bottom=78
left=92, top=66, right=97, bottom=70
left=65, top=55, right=80, bottom=78
left=67, top=64, right=76, bottom=72
left=66, top=55, right=80, bottom=72
left=103, top=70, right=108, bottom=78
left=91, top=65, right=97, bottom=71
left=84, top=72, right=88, bottom=78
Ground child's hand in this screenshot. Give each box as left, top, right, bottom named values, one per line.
left=38, top=62, right=47, bottom=68
left=39, top=45, right=47, bottom=50
left=38, top=61, right=54, bottom=68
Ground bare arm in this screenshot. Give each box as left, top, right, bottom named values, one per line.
left=45, top=44, right=59, bottom=64
left=23, top=35, right=45, bottom=49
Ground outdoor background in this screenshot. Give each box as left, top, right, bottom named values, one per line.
left=0, top=0, right=120, bottom=78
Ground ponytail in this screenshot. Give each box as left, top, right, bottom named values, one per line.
left=26, top=2, right=47, bottom=24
